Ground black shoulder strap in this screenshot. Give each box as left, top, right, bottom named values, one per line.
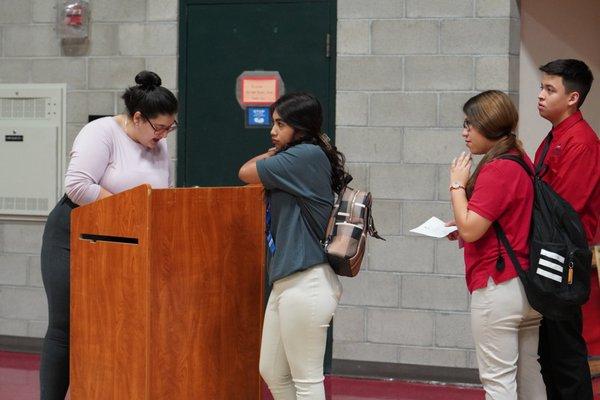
left=296, top=197, right=328, bottom=244
left=496, top=154, right=534, bottom=177
left=493, top=222, right=527, bottom=277
left=343, top=173, right=354, bottom=186
left=534, top=132, right=553, bottom=177
left=492, top=154, right=533, bottom=275
left=297, top=173, right=353, bottom=243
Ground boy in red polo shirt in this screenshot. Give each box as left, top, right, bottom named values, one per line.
left=535, top=59, right=599, bottom=400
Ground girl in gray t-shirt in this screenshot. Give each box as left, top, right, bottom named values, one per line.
left=239, top=92, right=349, bottom=399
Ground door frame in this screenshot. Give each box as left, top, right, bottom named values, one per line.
left=177, top=0, right=337, bottom=186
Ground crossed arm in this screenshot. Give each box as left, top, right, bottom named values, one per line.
left=238, top=148, right=277, bottom=184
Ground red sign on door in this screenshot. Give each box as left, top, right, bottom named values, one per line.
left=236, top=71, right=284, bottom=108
left=242, top=77, right=278, bottom=104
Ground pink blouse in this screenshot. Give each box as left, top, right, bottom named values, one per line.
left=65, top=117, right=171, bottom=205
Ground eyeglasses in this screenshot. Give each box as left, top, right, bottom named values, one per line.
left=462, top=119, right=471, bottom=130
left=141, top=112, right=178, bottom=135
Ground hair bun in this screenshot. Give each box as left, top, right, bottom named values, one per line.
left=135, top=70, right=162, bottom=89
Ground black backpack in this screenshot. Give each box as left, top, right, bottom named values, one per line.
left=494, top=145, right=592, bottom=320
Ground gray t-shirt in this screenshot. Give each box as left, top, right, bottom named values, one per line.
left=256, top=143, right=334, bottom=284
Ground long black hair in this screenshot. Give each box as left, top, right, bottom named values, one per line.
left=121, top=71, right=178, bottom=119
left=270, top=92, right=349, bottom=194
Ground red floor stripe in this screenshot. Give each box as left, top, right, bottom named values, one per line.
left=0, top=351, right=39, bottom=371
left=0, top=352, right=40, bottom=400
left=2, top=351, right=599, bottom=400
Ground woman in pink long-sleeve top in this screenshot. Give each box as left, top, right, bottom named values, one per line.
left=39, top=71, right=178, bottom=400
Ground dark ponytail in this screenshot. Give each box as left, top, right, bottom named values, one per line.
left=121, top=71, right=178, bottom=119
left=270, top=92, right=349, bottom=194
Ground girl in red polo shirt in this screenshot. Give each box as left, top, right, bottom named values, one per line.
left=448, top=90, right=546, bottom=399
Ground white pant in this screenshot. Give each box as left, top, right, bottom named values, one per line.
left=259, top=263, right=342, bottom=400
left=471, top=277, right=547, bottom=400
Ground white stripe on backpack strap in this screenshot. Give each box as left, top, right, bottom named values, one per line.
left=540, top=248, right=565, bottom=264
left=539, top=258, right=564, bottom=273
left=355, top=203, right=366, bottom=208
left=337, top=212, right=350, bottom=217
left=536, top=268, right=563, bottom=283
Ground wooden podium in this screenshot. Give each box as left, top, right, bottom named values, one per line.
left=70, top=185, right=266, bottom=399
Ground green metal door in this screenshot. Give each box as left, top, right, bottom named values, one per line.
left=178, top=0, right=336, bottom=187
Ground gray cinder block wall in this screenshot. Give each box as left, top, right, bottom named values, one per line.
left=0, top=0, right=178, bottom=338
left=0, top=0, right=520, bottom=372
left=333, top=0, right=520, bottom=369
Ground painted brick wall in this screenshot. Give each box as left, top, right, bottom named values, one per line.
left=0, top=0, right=178, bottom=338
left=333, top=0, right=519, bottom=368
left=0, top=0, right=520, bottom=371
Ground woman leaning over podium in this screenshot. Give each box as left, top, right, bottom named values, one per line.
left=239, top=92, right=348, bottom=400
left=39, top=71, right=177, bottom=400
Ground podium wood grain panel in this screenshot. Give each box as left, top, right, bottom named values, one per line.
left=148, top=187, right=265, bottom=399
left=71, top=185, right=151, bottom=400
left=70, top=185, right=265, bottom=399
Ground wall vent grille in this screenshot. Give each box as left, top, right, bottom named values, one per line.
left=0, top=197, right=50, bottom=212
left=0, top=83, right=66, bottom=218
left=0, top=98, right=48, bottom=120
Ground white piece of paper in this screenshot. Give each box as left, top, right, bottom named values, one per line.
left=410, top=216, right=457, bottom=238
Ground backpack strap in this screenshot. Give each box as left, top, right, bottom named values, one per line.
left=296, top=197, right=327, bottom=245
left=368, top=213, right=385, bottom=241
left=493, top=222, right=527, bottom=278
left=343, top=173, right=353, bottom=186
left=492, top=154, right=533, bottom=274
left=534, top=132, right=553, bottom=177
left=496, top=154, right=534, bottom=176
left=297, top=173, right=355, bottom=245
left=298, top=185, right=385, bottom=244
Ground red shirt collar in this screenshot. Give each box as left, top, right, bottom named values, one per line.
left=551, top=110, right=583, bottom=140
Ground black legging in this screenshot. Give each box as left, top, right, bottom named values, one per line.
left=40, top=195, right=77, bottom=400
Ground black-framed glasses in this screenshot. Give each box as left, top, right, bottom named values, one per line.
left=462, top=119, right=471, bottom=130
left=141, top=112, right=178, bottom=135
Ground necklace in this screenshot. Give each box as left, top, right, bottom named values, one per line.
left=119, top=115, right=139, bottom=144
left=121, top=115, right=129, bottom=132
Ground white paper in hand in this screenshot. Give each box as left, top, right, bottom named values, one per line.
left=410, top=216, right=457, bottom=238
